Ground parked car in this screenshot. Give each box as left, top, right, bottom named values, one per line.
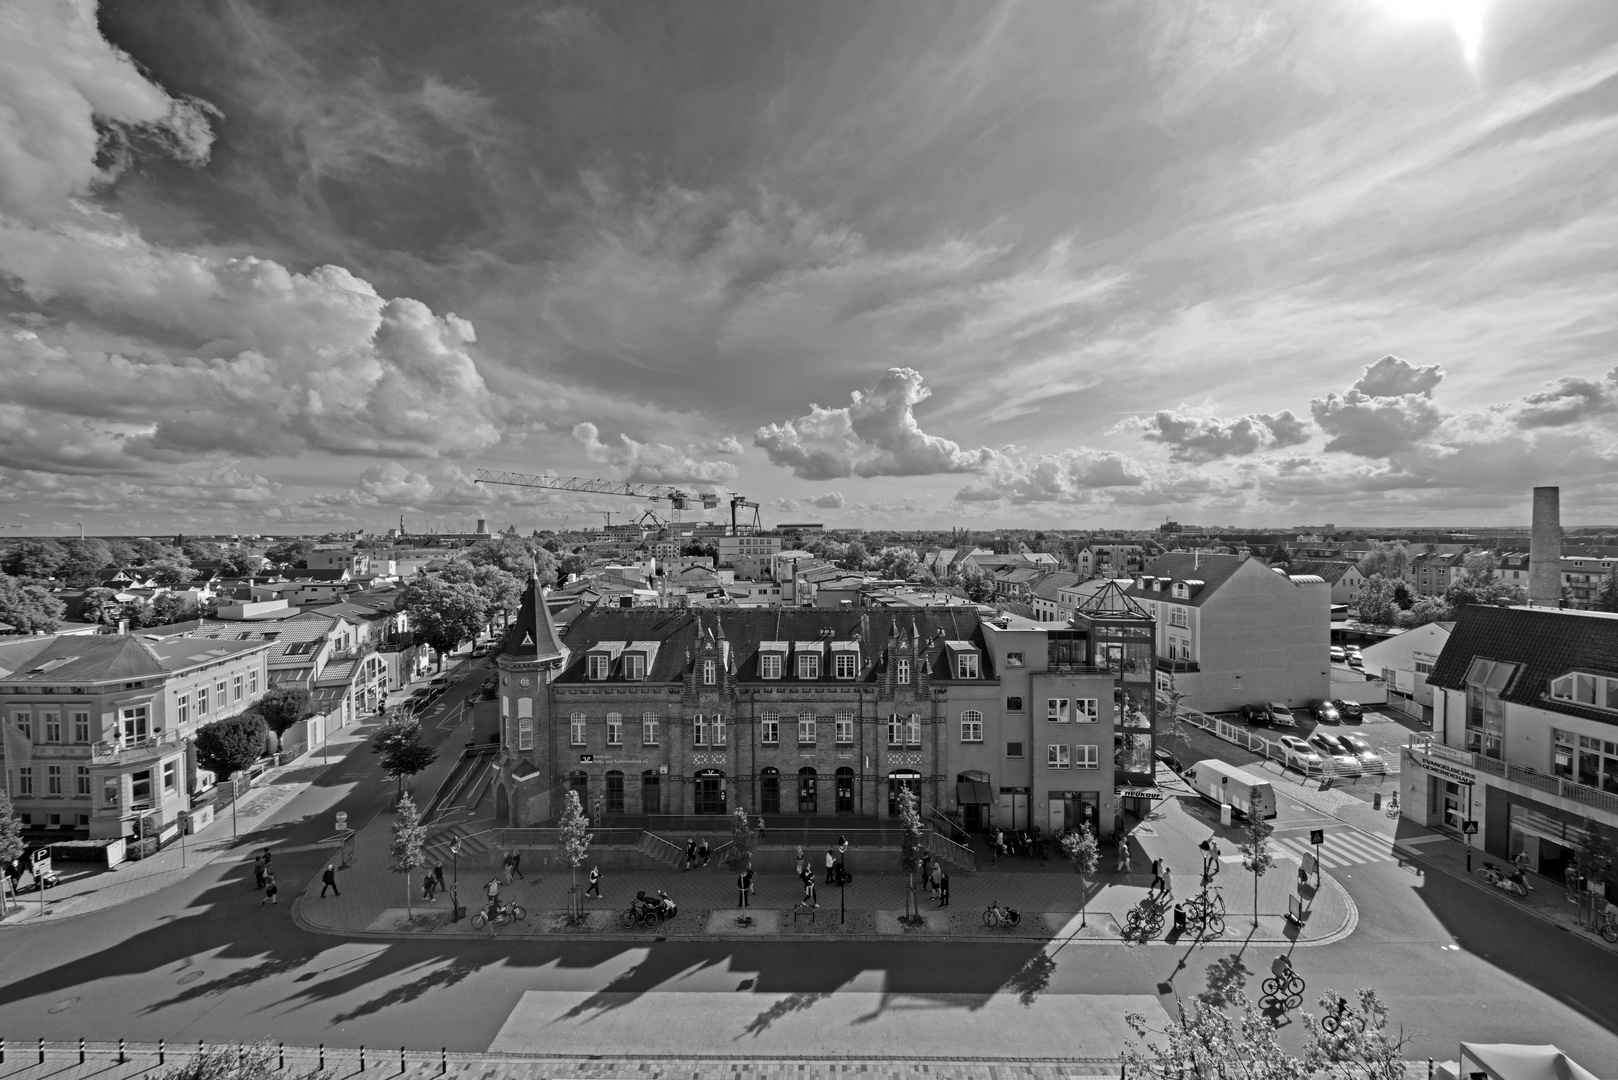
left=1307, top=732, right=1362, bottom=776
left=1239, top=703, right=1272, bottom=725
left=1346, top=647, right=1365, bottom=669
left=1332, top=698, right=1365, bottom=722
left=1330, top=645, right=1347, bottom=663
left=1336, top=732, right=1387, bottom=773
left=1276, top=735, right=1323, bottom=775
left=1308, top=699, right=1341, bottom=724
left=430, top=675, right=451, bottom=688
left=1266, top=702, right=1298, bottom=728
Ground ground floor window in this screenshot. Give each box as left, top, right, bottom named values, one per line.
left=605, top=771, right=624, bottom=814
left=641, top=771, right=660, bottom=814
left=798, top=767, right=818, bottom=813
left=760, top=767, right=780, bottom=814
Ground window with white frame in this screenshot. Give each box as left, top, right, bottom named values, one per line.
left=1047, top=697, right=1070, bottom=723
left=713, top=716, right=727, bottom=745
left=1170, top=607, right=1188, bottom=627
left=694, top=714, right=710, bottom=745
left=163, top=760, right=177, bottom=791
left=518, top=717, right=534, bottom=751
left=1075, top=743, right=1099, bottom=769
left=1048, top=744, right=1071, bottom=770
left=177, top=694, right=189, bottom=725
left=835, top=710, right=854, bottom=744
left=18, top=767, right=31, bottom=795
left=906, top=713, right=921, bottom=745
left=72, top=712, right=89, bottom=743
left=1004, top=652, right=1025, bottom=668
left=216, top=680, right=227, bottom=707
left=43, top=713, right=60, bottom=743
left=197, top=686, right=209, bottom=716
left=642, top=712, right=660, bottom=745
left=248, top=670, right=259, bottom=696
left=888, top=714, right=904, bottom=746
left=606, top=712, right=623, bottom=746
left=798, top=653, right=819, bottom=680
left=1550, top=672, right=1618, bottom=712
left=956, top=653, right=980, bottom=679
left=76, top=764, right=90, bottom=795
left=1075, top=698, right=1099, bottom=722
left=233, top=675, right=243, bottom=701
left=47, top=764, right=62, bottom=795
left=760, top=712, right=779, bottom=744
left=120, top=705, right=149, bottom=742
left=760, top=653, right=783, bottom=680
left=623, top=653, right=646, bottom=681
left=587, top=654, right=610, bottom=681
left=961, top=710, right=983, bottom=742
left=703, top=659, right=717, bottom=685
left=895, top=658, right=910, bottom=684
left=834, top=651, right=857, bottom=679
left=570, top=711, right=587, bottom=746
left=798, top=712, right=816, bottom=744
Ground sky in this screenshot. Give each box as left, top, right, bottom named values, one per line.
left=2, top=0, right=1617, bottom=536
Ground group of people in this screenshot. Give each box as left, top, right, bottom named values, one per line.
left=917, top=851, right=951, bottom=906
left=252, top=849, right=280, bottom=905
left=989, top=828, right=1046, bottom=861
left=683, top=838, right=710, bottom=871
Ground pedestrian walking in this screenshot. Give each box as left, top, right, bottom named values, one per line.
left=253, top=855, right=267, bottom=890
left=929, top=860, right=942, bottom=902
left=919, top=851, right=932, bottom=887
left=756, top=816, right=766, bottom=842
left=433, top=861, right=447, bottom=893
left=422, top=873, right=436, bottom=901
left=320, top=863, right=340, bottom=897
left=260, top=847, right=272, bottom=874
left=802, top=874, right=818, bottom=909
left=1514, top=850, right=1531, bottom=875
left=685, top=838, right=697, bottom=872
left=261, top=873, right=279, bottom=905
left=510, top=851, right=524, bottom=880
left=939, top=869, right=950, bottom=907
left=825, top=847, right=837, bottom=884
left=485, top=877, right=501, bottom=918
left=586, top=865, right=602, bottom=898
left=995, top=829, right=1005, bottom=861
left=502, top=851, right=515, bottom=885
left=1565, top=862, right=1580, bottom=902
left=794, top=845, right=805, bottom=878
left=698, top=838, right=711, bottom=867
left=1160, top=864, right=1174, bottom=901
left=738, top=867, right=754, bottom=908
left=1118, top=842, right=1133, bottom=874
left=1149, top=858, right=1164, bottom=896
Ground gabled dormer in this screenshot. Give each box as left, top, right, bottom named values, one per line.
left=943, top=639, right=981, bottom=680
left=758, top=641, right=788, bottom=680
left=830, top=640, right=860, bottom=680
left=586, top=641, right=626, bottom=681
left=792, top=640, right=824, bottom=680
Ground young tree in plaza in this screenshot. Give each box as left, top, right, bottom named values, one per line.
left=1061, top=824, right=1100, bottom=928
left=371, top=717, right=437, bottom=800
left=1239, top=813, right=1276, bottom=929
left=389, top=796, right=430, bottom=918
left=0, top=792, right=24, bottom=913
left=1575, top=818, right=1615, bottom=888
left=897, top=786, right=924, bottom=920
left=557, top=789, right=593, bottom=916
left=194, top=713, right=269, bottom=780
left=722, top=806, right=758, bottom=872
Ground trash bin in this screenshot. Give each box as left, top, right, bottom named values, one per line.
left=1373, top=793, right=1382, bottom=810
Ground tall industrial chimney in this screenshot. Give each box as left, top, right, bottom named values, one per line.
left=1528, top=486, right=1561, bottom=606
left=476, top=517, right=487, bottom=534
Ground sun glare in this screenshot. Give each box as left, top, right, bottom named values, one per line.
left=1374, top=0, right=1490, bottom=66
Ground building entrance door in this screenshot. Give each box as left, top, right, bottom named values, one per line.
left=760, top=768, right=780, bottom=814
left=835, top=767, right=855, bottom=813
left=695, top=770, right=727, bottom=815
left=997, top=788, right=1028, bottom=830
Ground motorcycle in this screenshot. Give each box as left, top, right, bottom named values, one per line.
left=1477, top=862, right=1528, bottom=896
left=656, top=889, right=677, bottom=919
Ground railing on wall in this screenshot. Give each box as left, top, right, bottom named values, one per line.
left=1405, top=743, right=1618, bottom=816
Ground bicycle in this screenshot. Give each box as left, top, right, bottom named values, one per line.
left=1320, top=998, right=1366, bottom=1034
left=619, top=902, right=661, bottom=929
left=1262, top=968, right=1306, bottom=1004
left=1124, top=894, right=1168, bottom=938
left=1183, top=889, right=1226, bottom=937
left=982, top=900, right=1022, bottom=928
left=1599, top=906, right=1618, bottom=944
left=1386, top=795, right=1400, bottom=818
left=469, top=899, right=527, bottom=930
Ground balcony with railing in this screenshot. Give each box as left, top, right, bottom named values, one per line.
left=1155, top=656, right=1201, bottom=674
left=375, top=633, right=414, bottom=653
left=91, top=729, right=182, bottom=766
left=1405, top=740, right=1618, bottom=817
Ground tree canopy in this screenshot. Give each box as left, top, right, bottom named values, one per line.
left=0, top=572, right=66, bottom=633
left=403, top=575, right=488, bottom=664
left=195, top=713, right=269, bottom=779
left=371, top=717, right=438, bottom=796
left=255, top=686, right=314, bottom=735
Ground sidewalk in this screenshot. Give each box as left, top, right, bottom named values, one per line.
left=294, top=773, right=1354, bottom=946
left=1391, top=819, right=1618, bottom=951
left=0, top=712, right=384, bottom=926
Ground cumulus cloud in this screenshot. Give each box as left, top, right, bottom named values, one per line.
left=572, top=422, right=740, bottom=485
left=1130, top=408, right=1311, bottom=460
left=0, top=0, right=219, bottom=221
left=811, top=492, right=846, bottom=509
left=1508, top=368, right=1618, bottom=429
left=953, top=447, right=1151, bottom=504
left=1310, top=355, right=1450, bottom=457
left=755, top=368, right=993, bottom=480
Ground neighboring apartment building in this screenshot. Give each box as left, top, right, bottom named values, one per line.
left=1560, top=555, right=1618, bottom=609
left=1413, top=605, right=1618, bottom=895
left=1359, top=621, right=1452, bottom=724
left=0, top=634, right=271, bottom=841
left=715, top=533, right=782, bottom=568
left=1288, top=561, right=1368, bottom=608
left=1029, top=572, right=1084, bottom=623
left=1409, top=551, right=1471, bottom=598
left=489, top=578, right=1157, bottom=839
left=1077, top=543, right=1148, bottom=579
left=306, top=550, right=371, bottom=575
left=1126, top=553, right=1331, bottom=713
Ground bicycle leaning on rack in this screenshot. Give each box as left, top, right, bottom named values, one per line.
left=982, top=899, right=1021, bottom=928
left=1182, top=887, right=1226, bottom=938
left=1124, top=892, right=1170, bottom=939
left=1385, top=794, right=1400, bottom=818
left=470, top=898, right=527, bottom=930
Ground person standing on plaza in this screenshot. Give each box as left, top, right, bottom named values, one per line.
left=433, top=860, right=447, bottom=893
left=698, top=837, right=711, bottom=868
left=685, top=838, right=697, bottom=872
left=919, top=851, right=931, bottom=892
left=253, top=854, right=267, bottom=891
left=738, top=866, right=754, bottom=908
left=503, top=851, right=515, bottom=885
left=422, top=872, right=436, bottom=901
left=938, top=869, right=951, bottom=907
left=485, top=877, right=501, bottom=919
left=929, top=859, right=942, bottom=902
left=261, top=873, right=279, bottom=905
left=320, top=863, right=340, bottom=898
left=586, top=864, right=602, bottom=898
left=756, top=816, right=766, bottom=843
left=802, top=870, right=818, bottom=909
left=826, top=846, right=837, bottom=884
left=510, top=851, right=524, bottom=880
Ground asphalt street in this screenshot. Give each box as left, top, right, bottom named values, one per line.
left=1, top=672, right=1615, bottom=1069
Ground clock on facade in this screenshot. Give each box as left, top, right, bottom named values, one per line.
left=518, top=676, right=532, bottom=688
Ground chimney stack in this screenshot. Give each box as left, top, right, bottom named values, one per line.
left=1528, top=486, right=1561, bottom=606
left=476, top=517, right=487, bottom=534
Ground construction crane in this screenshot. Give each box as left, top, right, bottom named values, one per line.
left=474, top=470, right=721, bottom=524
left=730, top=495, right=762, bottom=535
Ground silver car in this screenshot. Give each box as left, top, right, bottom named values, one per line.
left=1308, top=732, right=1362, bottom=777
left=1335, top=732, right=1387, bottom=774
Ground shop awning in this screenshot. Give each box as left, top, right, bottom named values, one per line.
left=956, top=780, right=992, bottom=805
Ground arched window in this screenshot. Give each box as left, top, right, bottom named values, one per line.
left=569, top=711, right=586, bottom=746
left=960, top=710, right=983, bottom=743
left=760, top=767, right=780, bottom=814
left=605, top=770, right=624, bottom=814
left=797, top=767, right=818, bottom=814
left=759, top=711, right=780, bottom=744
left=834, top=766, right=854, bottom=813
left=702, top=659, right=717, bottom=685
left=797, top=711, right=816, bottom=745
left=606, top=711, right=623, bottom=746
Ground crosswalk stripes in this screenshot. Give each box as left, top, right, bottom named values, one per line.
left=1271, top=830, right=1395, bottom=869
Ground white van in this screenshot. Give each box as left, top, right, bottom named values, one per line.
left=1184, top=759, right=1277, bottom=820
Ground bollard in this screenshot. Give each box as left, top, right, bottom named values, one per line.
left=238, top=1045, right=245, bottom=1069
left=361, top=1045, right=366, bottom=1071
left=279, top=1042, right=285, bottom=1070
left=39, top=1038, right=45, bottom=1065
left=400, top=1046, right=405, bottom=1075
left=120, top=1037, right=126, bottom=1064
left=80, top=1037, right=85, bottom=1064
left=199, top=1039, right=205, bottom=1058
left=160, top=1038, right=166, bottom=1065
left=1, top=1036, right=6, bottom=1065
left=319, top=1045, right=325, bottom=1071
left=440, top=1048, right=447, bottom=1075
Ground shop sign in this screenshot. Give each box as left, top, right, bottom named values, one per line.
left=1429, top=743, right=1473, bottom=765
left=1417, top=753, right=1476, bottom=786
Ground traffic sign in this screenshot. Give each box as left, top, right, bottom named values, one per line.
left=1463, top=819, right=1479, bottom=835
left=1309, top=829, right=1325, bottom=846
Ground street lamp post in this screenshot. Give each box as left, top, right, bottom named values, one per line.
left=450, top=840, right=462, bottom=921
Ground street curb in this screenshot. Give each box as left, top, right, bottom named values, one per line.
left=1393, top=841, right=1618, bottom=951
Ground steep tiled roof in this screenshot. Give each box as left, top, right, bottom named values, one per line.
left=1428, top=605, right=1618, bottom=726
left=1031, top=571, right=1083, bottom=601
left=552, top=608, right=990, bottom=684
left=503, top=577, right=566, bottom=663
left=0, top=635, right=167, bottom=683
left=144, top=638, right=274, bottom=672
left=1129, top=552, right=1247, bottom=607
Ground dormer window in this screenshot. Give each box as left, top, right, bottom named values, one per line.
left=798, top=653, right=819, bottom=680
left=1171, top=582, right=1189, bottom=599
left=895, top=658, right=910, bottom=685
left=957, top=653, right=980, bottom=680
left=761, top=653, right=782, bottom=679
left=702, top=659, right=717, bottom=686
left=1551, top=672, right=1618, bottom=712
left=833, top=650, right=857, bottom=680
left=587, top=654, right=610, bottom=681
left=623, top=653, right=646, bottom=681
